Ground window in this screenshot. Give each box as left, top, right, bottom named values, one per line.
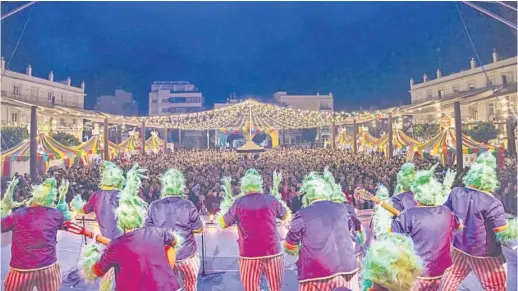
left=488, top=103, right=495, bottom=120
left=452, top=84, right=460, bottom=93
left=11, top=113, right=17, bottom=122
left=469, top=107, right=478, bottom=121
left=151, top=100, right=158, bottom=104
left=438, top=89, right=446, bottom=98
left=468, top=81, right=475, bottom=91
left=13, top=85, right=20, bottom=95
left=47, top=92, right=53, bottom=100
left=61, top=94, right=65, bottom=102
left=60, top=118, right=66, bottom=126
left=502, top=75, right=508, bottom=86
left=72, top=119, right=77, bottom=125
left=30, top=88, right=38, bottom=97
left=426, top=90, right=432, bottom=98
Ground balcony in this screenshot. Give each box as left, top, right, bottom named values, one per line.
left=1, top=91, right=82, bottom=108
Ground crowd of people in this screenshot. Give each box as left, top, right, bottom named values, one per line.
left=2, top=147, right=517, bottom=215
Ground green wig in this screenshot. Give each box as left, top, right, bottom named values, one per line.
left=411, top=167, right=444, bottom=206
left=31, top=178, right=58, bottom=207
left=300, top=172, right=332, bottom=208
left=463, top=151, right=499, bottom=193
left=240, top=168, right=263, bottom=194
left=361, top=233, right=423, bottom=291
left=322, top=167, right=346, bottom=204
left=394, top=163, right=416, bottom=194
left=160, top=168, right=186, bottom=197
left=372, top=185, right=393, bottom=239
left=115, top=164, right=149, bottom=231
left=100, top=161, right=125, bottom=189
left=1, top=177, right=27, bottom=218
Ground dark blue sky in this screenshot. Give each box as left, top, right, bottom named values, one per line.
left=2, top=1, right=516, bottom=113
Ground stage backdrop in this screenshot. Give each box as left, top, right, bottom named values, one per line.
left=217, top=127, right=279, bottom=148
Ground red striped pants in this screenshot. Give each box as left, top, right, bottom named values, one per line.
left=239, top=254, right=284, bottom=291
left=440, top=248, right=506, bottom=291
left=4, top=263, right=61, bottom=291
left=173, top=253, right=201, bottom=291
left=411, top=277, right=441, bottom=291
left=299, top=272, right=360, bottom=291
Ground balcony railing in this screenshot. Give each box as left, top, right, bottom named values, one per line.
left=1, top=91, right=83, bottom=108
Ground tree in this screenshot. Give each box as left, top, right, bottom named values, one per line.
left=52, top=132, right=81, bottom=146
left=0, top=127, right=29, bottom=151
left=465, top=122, right=499, bottom=143
left=412, top=123, right=440, bottom=140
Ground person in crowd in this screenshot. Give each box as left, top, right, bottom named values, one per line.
left=2, top=178, right=72, bottom=291
left=78, top=164, right=182, bottom=291
left=284, top=171, right=360, bottom=291
left=218, top=169, right=290, bottom=291
left=441, top=152, right=518, bottom=290
left=390, top=163, right=418, bottom=212
left=144, top=168, right=203, bottom=291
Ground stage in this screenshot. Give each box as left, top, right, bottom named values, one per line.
left=0, top=213, right=513, bottom=291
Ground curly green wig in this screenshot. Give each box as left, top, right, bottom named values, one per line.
left=31, top=178, right=58, bottom=207
left=115, top=164, right=148, bottom=231
left=160, top=168, right=186, bottom=197
left=240, top=168, right=263, bottom=194
left=100, top=161, right=125, bottom=189
left=361, top=233, right=423, bottom=291
left=300, top=172, right=332, bottom=207
left=322, top=167, right=346, bottom=203
left=463, top=151, right=499, bottom=193
left=394, top=163, right=416, bottom=194
left=411, top=168, right=444, bottom=206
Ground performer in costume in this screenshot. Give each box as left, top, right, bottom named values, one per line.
left=284, top=171, right=360, bottom=291
left=70, top=161, right=125, bottom=290
left=361, top=233, right=423, bottom=291
left=391, top=163, right=418, bottom=212
left=390, top=167, right=458, bottom=291
left=2, top=178, right=72, bottom=291
left=323, top=167, right=366, bottom=272
left=441, top=152, right=517, bottom=291
left=78, top=164, right=183, bottom=291
left=218, top=169, right=290, bottom=291
left=144, top=168, right=203, bottom=291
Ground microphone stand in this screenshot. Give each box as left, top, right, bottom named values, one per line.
left=198, top=218, right=225, bottom=279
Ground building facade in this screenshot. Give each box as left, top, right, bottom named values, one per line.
left=273, top=91, right=334, bottom=145
left=148, top=81, right=205, bottom=148
left=0, top=58, right=86, bottom=139
left=95, top=89, right=137, bottom=116
left=409, top=51, right=517, bottom=125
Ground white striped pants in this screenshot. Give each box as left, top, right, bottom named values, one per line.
left=412, top=277, right=442, bottom=291
left=440, top=248, right=506, bottom=291
left=100, top=267, right=116, bottom=291
left=299, top=273, right=360, bottom=291
left=4, top=264, right=61, bottom=291
left=239, top=255, right=284, bottom=291
left=174, top=253, right=201, bottom=291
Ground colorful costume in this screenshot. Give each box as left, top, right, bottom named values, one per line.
left=144, top=168, right=203, bottom=291
left=2, top=178, right=72, bottom=291
left=78, top=164, right=182, bottom=291
left=391, top=167, right=458, bottom=291
left=218, top=169, right=290, bottom=291
left=361, top=233, right=423, bottom=291
left=441, top=152, right=517, bottom=290
left=71, top=161, right=125, bottom=290
left=285, top=171, right=360, bottom=291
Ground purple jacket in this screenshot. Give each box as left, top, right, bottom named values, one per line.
left=144, top=196, right=203, bottom=260
left=392, top=205, right=456, bottom=277
left=1, top=206, right=64, bottom=270
left=286, top=200, right=358, bottom=282
left=93, top=227, right=180, bottom=291
left=391, top=191, right=417, bottom=212
left=83, top=189, right=123, bottom=240
left=444, top=187, right=508, bottom=257
left=222, top=193, right=287, bottom=258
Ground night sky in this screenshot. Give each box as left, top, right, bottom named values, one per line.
left=1, top=1, right=516, bottom=114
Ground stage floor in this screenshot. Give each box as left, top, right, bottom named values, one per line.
left=1, top=214, right=513, bottom=291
